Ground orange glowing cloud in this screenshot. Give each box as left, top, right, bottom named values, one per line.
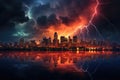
left=32, top=0, right=99, bottom=40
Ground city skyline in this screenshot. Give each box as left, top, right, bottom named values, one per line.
left=0, top=32, right=120, bottom=51
left=0, top=0, right=120, bottom=80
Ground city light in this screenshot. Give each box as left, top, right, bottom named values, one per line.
left=0, top=32, right=120, bottom=51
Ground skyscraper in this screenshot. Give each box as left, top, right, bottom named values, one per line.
left=73, top=36, right=78, bottom=43
left=54, top=32, right=58, bottom=40
left=53, top=32, right=59, bottom=47
left=68, top=36, right=72, bottom=43
left=19, top=38, right=25, bottom=47
left=60, top=36, right=68, bottom=44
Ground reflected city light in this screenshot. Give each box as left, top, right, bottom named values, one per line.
left=0, top=51, right=113, bottom=72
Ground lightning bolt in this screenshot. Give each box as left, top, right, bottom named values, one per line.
left=87, top=0, right=99, bottom=25
left=23, top=3, right=32, bottom=19
left=76, top=0, right=103, bottom=40
left=87, top=0, right=104, bottom=40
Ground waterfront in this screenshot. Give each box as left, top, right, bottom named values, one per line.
left=0, top=51, right=120, bottom=80
left=0, top=32, right=120, bottom=51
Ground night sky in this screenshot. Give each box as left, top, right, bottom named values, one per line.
left=0, top=0, right=120, bottom=43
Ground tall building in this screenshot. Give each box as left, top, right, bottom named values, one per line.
left=19, top=38, right=25, bottom=47
left=73, top=36, right=78, bottom=43
left=48, top=37, right=52, bottom=46
left=24, top=41, right=30, bottom=48
left=41, top=37, right=52, bottom=47
left=60, top=36, right=65, bottom=43
left=30, top=40, right=37, bottom=47
left=53, top=32, right=59, bottom=47
left=42, top=37, right=48, bottom=47
left=60, top=36, right=68, bottom=44
left=54, top=32, right=58, bottom=40
left=68, top=36, right=72, bottom=43
left=60, top=36, right=68, bottom=47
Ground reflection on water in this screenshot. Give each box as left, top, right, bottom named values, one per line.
left=0, top=51, right=119, bottom=80
left=0, top=51, right=116, bottom=71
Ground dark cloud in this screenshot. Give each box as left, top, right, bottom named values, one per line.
left=37, top=14, right=60, bottom=28
left=0, top=0, right=28, bottom=28
left=91, top=0, right=120, bottom=43
left=59, top=16, right=74, bottom=26
left=37, top=16, right=48, bottom=27
left=31, top=4, right=53, bottom=19
left=0, top=0, right=29, bottom=41
left=0, top=0, right=119, bottom=43
left=34, top=0, right=92, bottom=29
left=48, top=14, right=60, bottom=26
left=58, top=0, right=91, bottom=16
left=22, top=0, right=33, bottom=5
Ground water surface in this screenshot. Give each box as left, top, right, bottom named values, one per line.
left=0, top=51, right=119, bottom=80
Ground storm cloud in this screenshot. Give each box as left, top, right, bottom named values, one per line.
left=0, top=0, right=119, bottom=43
left=0, top=0, right=28, bottom=28
left=31, top=0, right=92, bottom=27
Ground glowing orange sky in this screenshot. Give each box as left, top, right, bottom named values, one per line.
left=34, top=0, right=99, bottom=40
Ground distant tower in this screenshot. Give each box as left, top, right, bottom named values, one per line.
left=48, top=37, right=52, bottom=45
left=53, top=32, right=59, bottom=47
left=60, top=36, right=68, bottom=44
left=73, top=36, right=78, bottom=43
left=60, top=36, right=65, bottom=43
left=30, top=40, right=37, bottom=47
left=68, top=36, right=72, bottom=43
left=42, top=37, right=48, bottom=47
left=19, top=38, right=25, bottom=47
left=54, top=32, right=58, bottom=40
left=19, top=38, right=24, bottom=43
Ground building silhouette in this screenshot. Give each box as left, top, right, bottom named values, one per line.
left=19, top=38, right=25, bottom=47
left=53, top=32, right=59, bottom=47
left=0, top=32, right=119, bottom=51
left=73, top=36, right=78, bottom=43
